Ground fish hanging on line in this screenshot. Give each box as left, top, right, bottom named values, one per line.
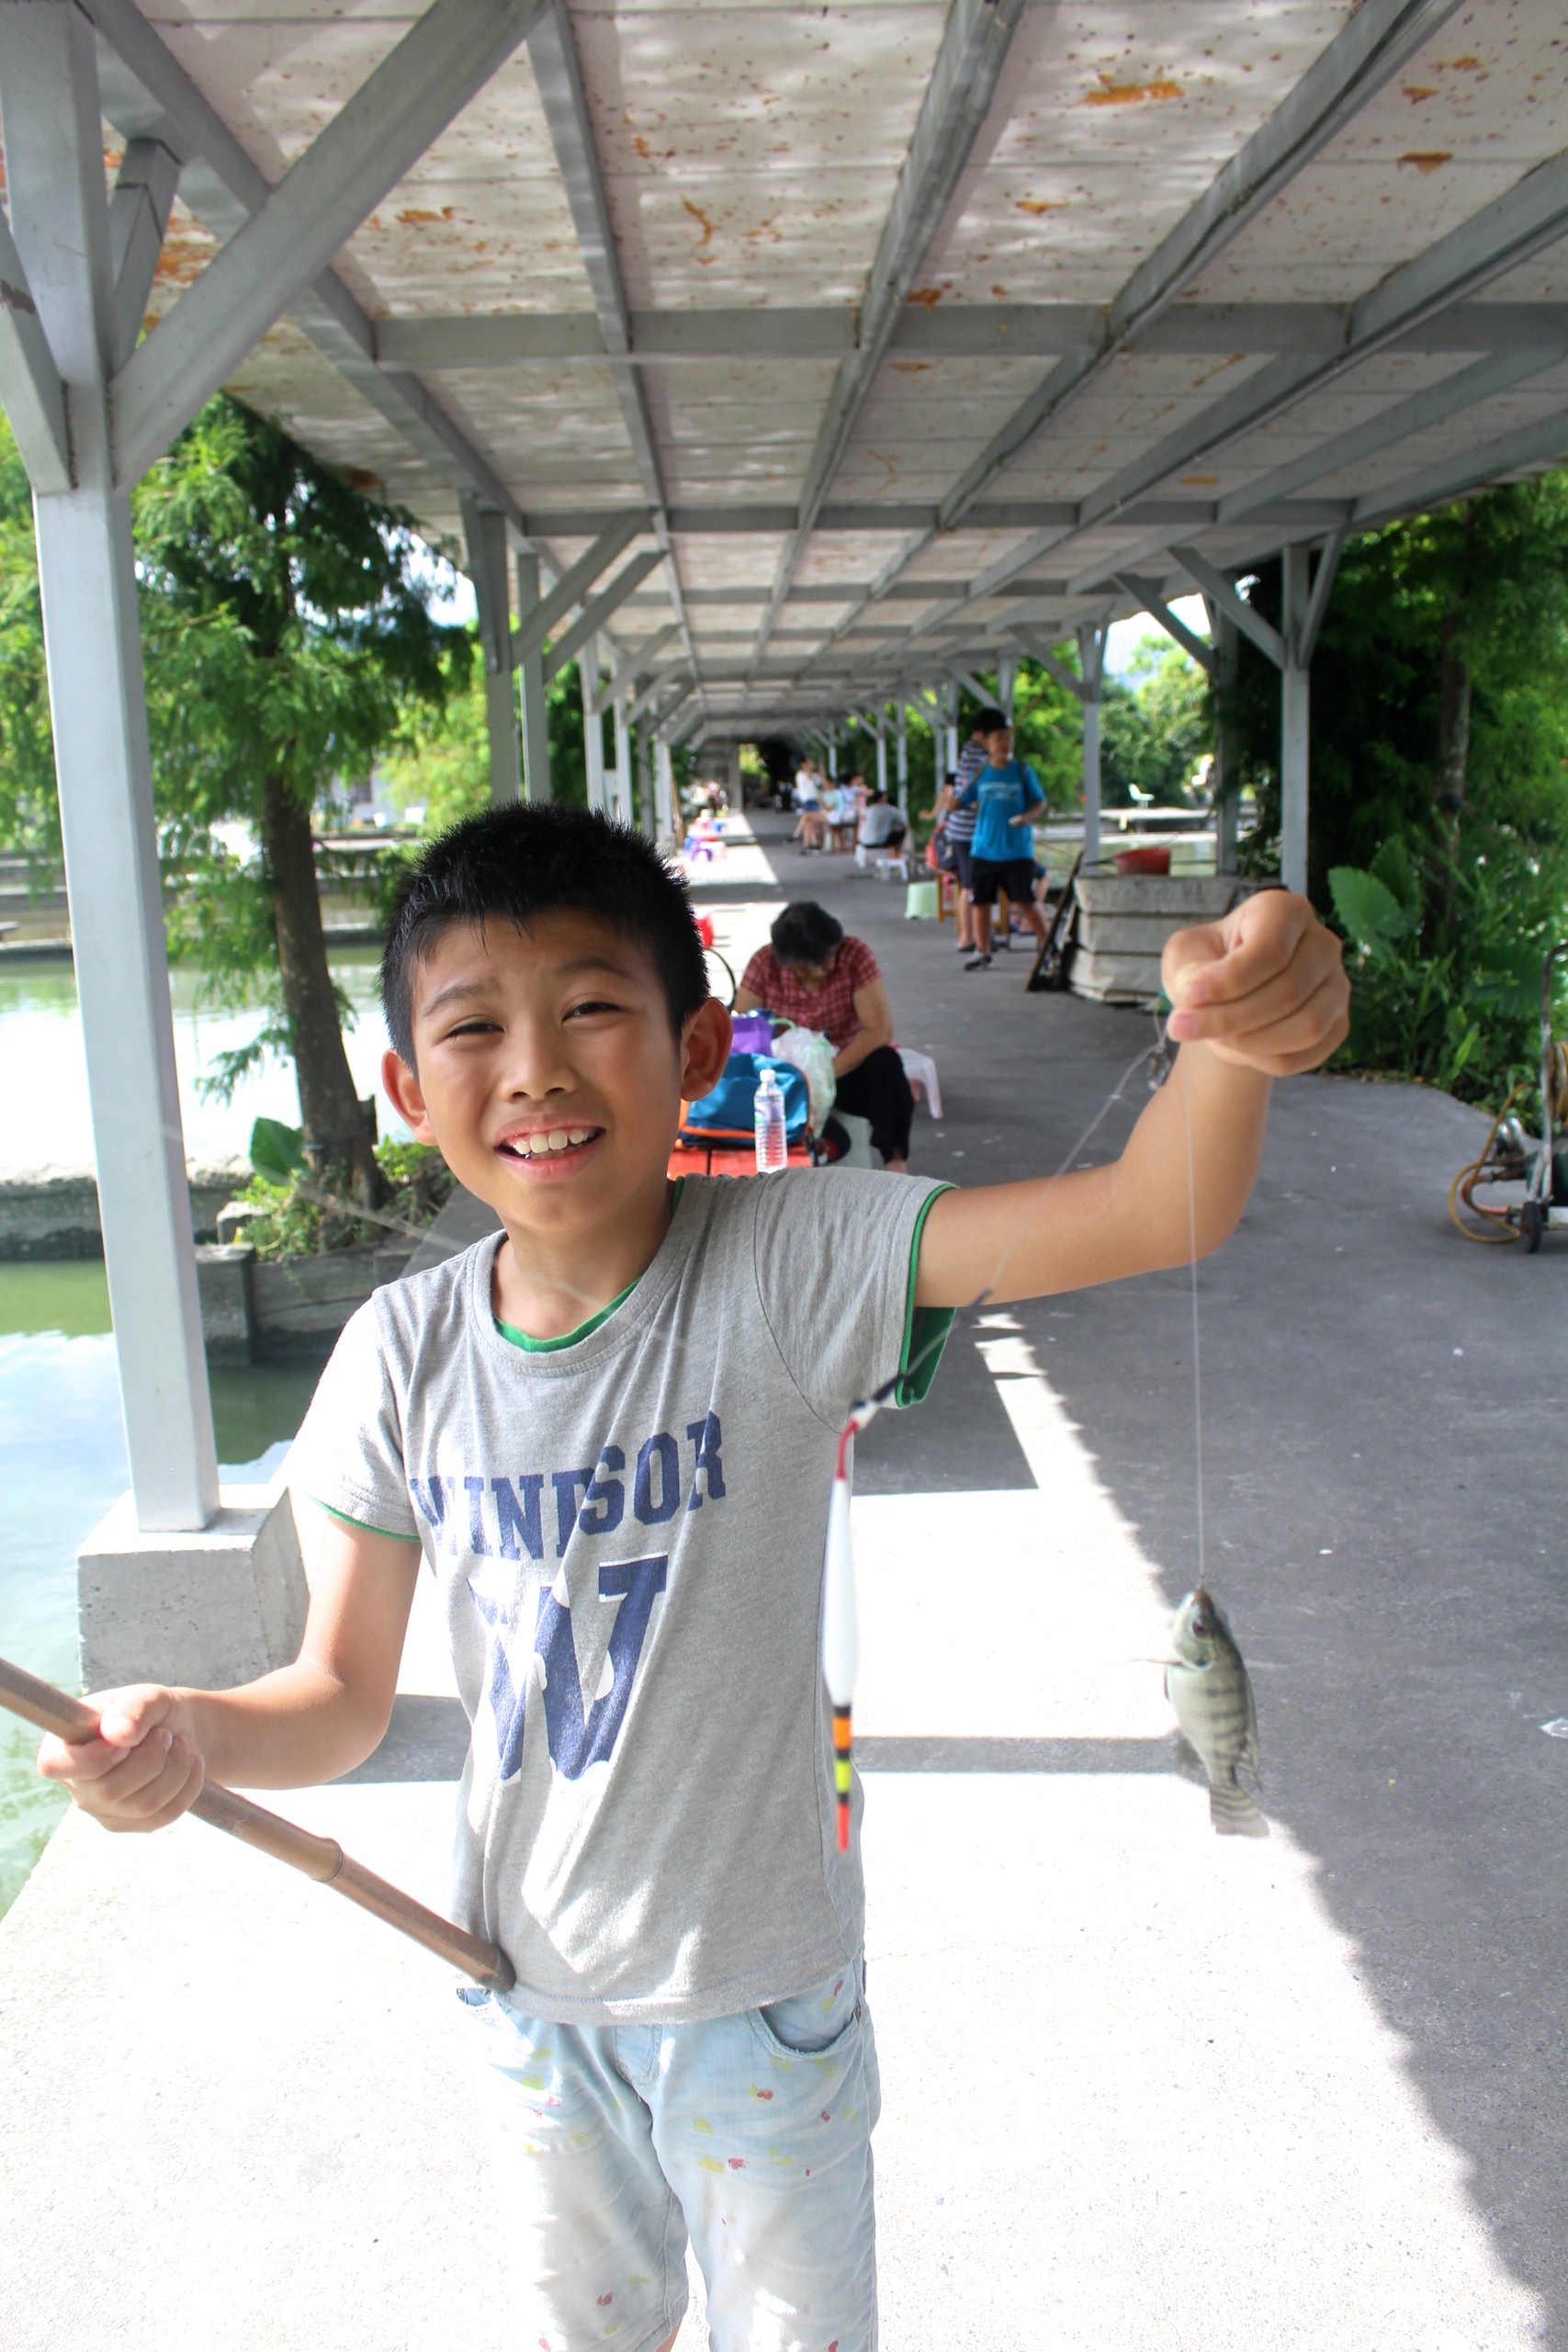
left=1165, top=1587, right=1269, bottom=1838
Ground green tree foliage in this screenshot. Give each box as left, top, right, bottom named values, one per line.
left=1100, top=636, right=1212, bottom=805
left=378, top=660, right=491, bottom=831
left=1227, top=476, right=1568, bottom=1105
left=0, top=400, right=469, bottom=1189
left=132, top=397, right=469, bottom=1198
left=383, top=654, right=705, bottom=831
left=0, top=423, right=58, bottom=876
left=1008, top=663, right=1094, bottom=810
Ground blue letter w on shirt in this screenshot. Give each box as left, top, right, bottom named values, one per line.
left=536, top=1556, right=668, bottom=1781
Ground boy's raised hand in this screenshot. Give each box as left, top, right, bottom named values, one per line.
left=37, top=1686, right=206, bottom=1833
left=1163, top=888, right=1348, bottom=1075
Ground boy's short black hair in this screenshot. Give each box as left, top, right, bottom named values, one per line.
left=381, top=803, right=708, bottom=1063
left=974, top=707, right=1009, bottom=735
left=770, top=901, right=843, bottom=967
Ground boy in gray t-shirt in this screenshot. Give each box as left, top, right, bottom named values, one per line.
left=40, top=805, right=1348, bottom=2352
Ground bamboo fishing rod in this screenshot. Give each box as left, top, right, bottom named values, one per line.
left=0, top=1654, right=513, bottom=1992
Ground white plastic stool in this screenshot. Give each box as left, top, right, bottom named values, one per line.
left=897, top=1046, right=942, bottom=1119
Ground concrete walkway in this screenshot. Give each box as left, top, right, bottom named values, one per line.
left=3, top=813, right=1563, bottom=2347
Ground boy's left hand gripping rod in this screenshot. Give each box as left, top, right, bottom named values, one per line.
left=0, top=1653, right=514, bottom=1992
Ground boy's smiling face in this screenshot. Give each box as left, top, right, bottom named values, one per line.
left=382, top=910, right=731, bottom=1238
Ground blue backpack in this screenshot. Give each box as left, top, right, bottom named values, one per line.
left=683, top=1051, right=810, bottom=1140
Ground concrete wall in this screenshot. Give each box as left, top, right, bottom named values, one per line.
left=0, top=1163, right=247, bottom=1261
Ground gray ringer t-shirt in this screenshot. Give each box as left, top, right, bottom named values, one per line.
left=292, top=1169, right=951, bottom=2025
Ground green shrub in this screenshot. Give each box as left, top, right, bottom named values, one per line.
left=233, top=1126, right=453, bottom=1261
left=1327, top=845, right=1552, bottom=1107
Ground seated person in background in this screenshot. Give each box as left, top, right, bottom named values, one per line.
left=792, top=762, right=827, bottom=854
left=857, top=788, right=907, bottom=853
left=957, top=718, right=1050, bottom=971
left=829, top=775, right=863, bottom=854
left=737, top=901, right=915, bottom=1173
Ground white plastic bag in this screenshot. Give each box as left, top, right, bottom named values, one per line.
left=771, top=1023, right=837, bottom=1131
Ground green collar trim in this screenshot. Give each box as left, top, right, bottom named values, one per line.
left=495, top=1276, right=638, bottom=1353
left=492, top=1180, right=682, bottom=1352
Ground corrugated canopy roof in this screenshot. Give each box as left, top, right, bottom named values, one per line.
left=67, top=0, right=1568, bottom=736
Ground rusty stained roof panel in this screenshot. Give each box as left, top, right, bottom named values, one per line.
left=69, top=0, right=1567, bottom=716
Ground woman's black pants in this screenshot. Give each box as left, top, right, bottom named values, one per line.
left=834, top=1044, right=915, bottom=1165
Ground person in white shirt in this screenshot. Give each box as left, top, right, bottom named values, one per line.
left=792, top=759, right=826, bottom=852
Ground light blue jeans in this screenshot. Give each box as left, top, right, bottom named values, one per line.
left=465, top=1958, right=879, bottom=2352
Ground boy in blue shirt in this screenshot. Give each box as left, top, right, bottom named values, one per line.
left=957, top=718, right=1048, bottom=969
left=39, top=805, right=1348, bottom=2352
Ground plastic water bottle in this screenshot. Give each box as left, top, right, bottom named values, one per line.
left=754, top=1066, right=787, bottom=1173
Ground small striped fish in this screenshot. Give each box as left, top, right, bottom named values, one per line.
left=1166, top=1588, right=1269, bottom=1838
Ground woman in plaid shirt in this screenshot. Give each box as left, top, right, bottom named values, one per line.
left=736, top=902, right=916, bottom=1170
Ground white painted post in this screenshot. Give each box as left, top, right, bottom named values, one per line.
left=514, top=549, right=551, bottom=803
left=997, top=655, right=1017, bottom=723
left=581, top=633, right=606, bottom=812
left=874, top=712, right=887, bottom=798
left=1077, top=621, right=1106, bottom=873
left=828, top=728, right=839, bottom=782
left=944, top=682, right=959, bottom=775
left=461, top=497, right=521, bottom=804
left=612, top=695, right=633, bottom=826
left=1214, top=609, right=1240, bottom=874
left=637, top=730, right=653, bottom=837
left=1280, top=543, right=1310, bottom=895
left=654, top=736, right=676, bottom=845
left=896, top=702, right=908, bottom=815
left=1082, top=697, right=1102, bottom=870
left=1, top=3, right=218, bottom=1530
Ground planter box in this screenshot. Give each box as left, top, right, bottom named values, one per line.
left=251, top=1246, right=388, bottom=1350
left=195, top=1238, right=418, bottom=1360
left=1071, top=874, right=1249, bottom=1005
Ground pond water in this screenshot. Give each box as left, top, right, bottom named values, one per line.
left=0, top=948, right=408, bottom=1170
left=0, top=1263, right=331, bottom=1917
left=0, top=955, right=393, bottom=1914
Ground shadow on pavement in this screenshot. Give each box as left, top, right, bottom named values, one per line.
left=726, top=820, right=1568, bottom=2342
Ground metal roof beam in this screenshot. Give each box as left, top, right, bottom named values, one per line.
left=1063, top=143, right=1568, bottom=548
left=511, top=512, right=647, bottom=663
left=747, top=0, right=1029, bottom=679
left=843, top=132, right=1568, bottom=650
left=1218, top=346, right=1568, bottom=526
left=0, top=203, right=72, bottom=492
left=934, top=0, right=1466, bottom=535
left=371, top=300, right=1568, bottom=371
left=1295, top=529, right=1348, bottom=668
left=527, top=0, right=701, bottom=706
left=1111, top=578, right=1216, bottom=675
left=828, top=0, right=1466, bottom=643
left=506, top=495, right=1350, bottom=540
left=83, top=0, right=535, bottom=540
left=543, top=550, right=665, bottom=684
left=1352, top=403, right=1568, bottom=534
left=1172, top=548, right=1286, bottom=672
left=626, top=662, right=688, bottom=726
left=111, top=0, right=545, bottom=484
left=107, top=138, right=181, bottom=372
left=604, top=626, right=682, bottom=703
left=647, top=679, right=694, bottom=736
left=1009, top=632, right=1089, bottom=703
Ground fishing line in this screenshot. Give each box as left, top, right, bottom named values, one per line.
left=825, top=1015, right=1183, bottom=1847
left=1179, top=1029, right=1207, bottom=1590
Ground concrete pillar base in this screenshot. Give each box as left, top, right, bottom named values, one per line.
left=77, top=1476, right=309, bottom=1694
